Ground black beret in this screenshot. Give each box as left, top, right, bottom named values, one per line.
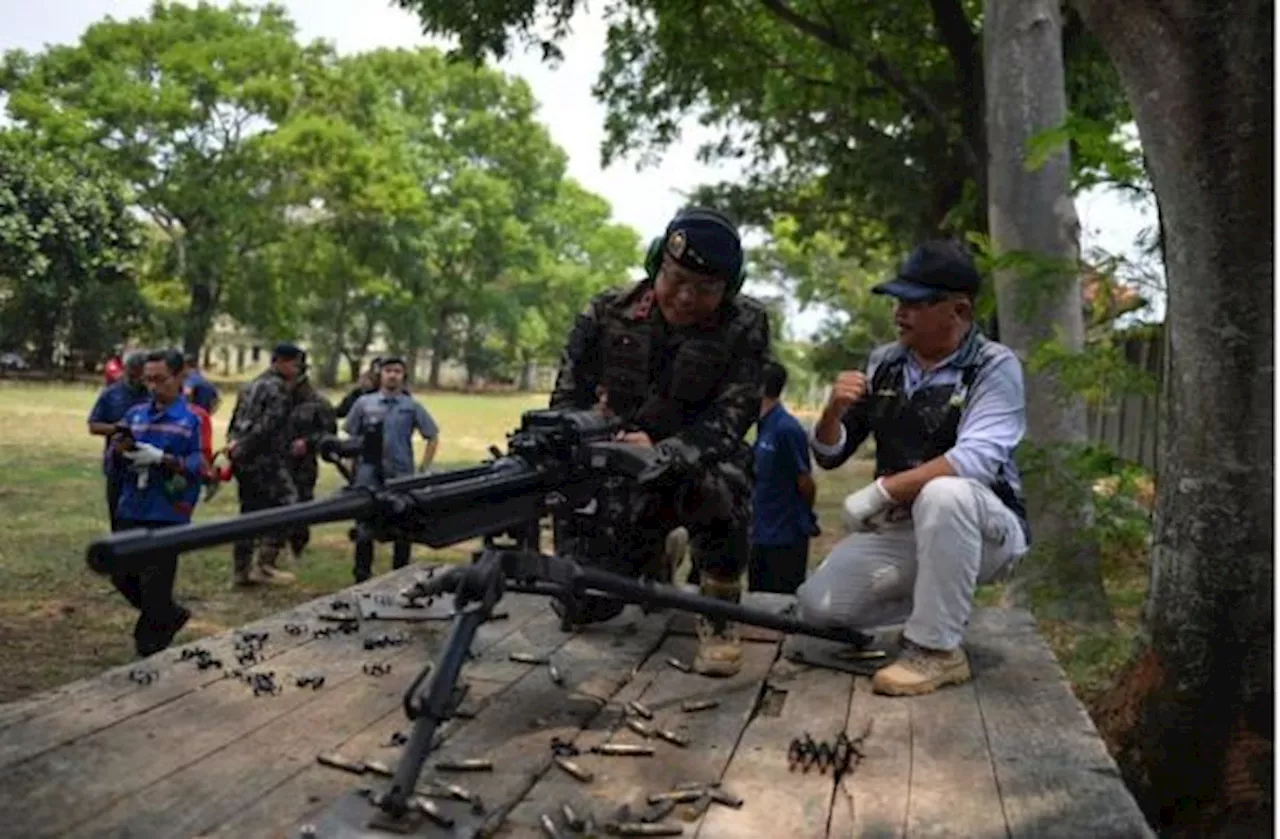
left=663, top=208, right=743, bottom=280
left=272, top=342, right=304, bottom=361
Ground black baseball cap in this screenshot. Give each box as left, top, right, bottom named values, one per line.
left=872, top=240, right=981, bottom=302
left=272, top=342, right=304, bottom=361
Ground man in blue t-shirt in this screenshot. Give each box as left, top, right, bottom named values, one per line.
left=182, top=353, right=220, bottom=415
left=87, top=351, right=149, bottom=529
left=110, top=348, right=205, bottom=657
left=749, top=361, right=819, bottom=594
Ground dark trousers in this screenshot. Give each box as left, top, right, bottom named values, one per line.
left=288, top=470, right=317, bottom=555
left=353, top=538, right=412, bottom=583
left=747, top=540, right=810, bottom=595
left=233, top=477, right=291, bottom=574
left=110, top=518, right=189, bottom=657
left=106, top=470, right=126, bottom=530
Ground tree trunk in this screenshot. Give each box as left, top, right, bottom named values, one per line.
left=179, top=240, right=216, bottom=358
left=985, top=0, right=1112, bottom=624
left=428, top=309, right=449, bottom=389
left=345, top=353, right=362, bottom=385
left=1070, top=2, right=1273, bottom=833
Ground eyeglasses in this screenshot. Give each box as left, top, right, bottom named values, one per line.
left=663, top=275, right=726, bottom=298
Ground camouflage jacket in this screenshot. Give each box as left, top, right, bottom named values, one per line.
left=288, top=378, right=338, bottom=463
left=228, top=369, right=293, bottom=464
left=550, top=280, right=773, bottom=465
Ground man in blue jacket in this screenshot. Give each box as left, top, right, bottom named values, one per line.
left=87, top=351, right=148, bottom=529
left=110, top=348, right=205, bottom=657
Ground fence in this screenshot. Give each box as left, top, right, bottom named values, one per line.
left=1084, top=330, right=1163, bottom=472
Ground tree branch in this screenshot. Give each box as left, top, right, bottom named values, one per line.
left=757, top=0, right=977, bottom=169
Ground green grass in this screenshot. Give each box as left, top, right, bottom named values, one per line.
left=0, top=382, right=1144, bottom=711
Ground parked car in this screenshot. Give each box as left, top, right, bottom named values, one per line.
left=0, top=352, right=29, bottom=371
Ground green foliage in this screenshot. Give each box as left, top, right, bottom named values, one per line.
left=0, top=135, right=144, bottom=366
left=396, top=0, right=1135, bottom=256
left=0, top=0, right=333, bottom=352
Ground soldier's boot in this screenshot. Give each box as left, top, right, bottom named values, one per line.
left=232, top=542, right=259, bottom=588
left=256, top=544, right=296, bottom=585
left=871, top=639, right=971, bottom=696
left=693, top=574, right=744, bottom=678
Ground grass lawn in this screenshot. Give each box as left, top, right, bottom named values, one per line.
left=0, top=381, right=1143, bottom=714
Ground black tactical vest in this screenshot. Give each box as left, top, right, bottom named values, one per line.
left=867, top=333, right=1029, bottom=540
left=597, top=285, right=742, bottom=444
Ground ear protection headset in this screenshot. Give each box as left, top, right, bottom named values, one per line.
left=644, top=208, right=748, bottom=297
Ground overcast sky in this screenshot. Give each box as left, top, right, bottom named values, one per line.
left=0, top=0, right=1159, bottom=336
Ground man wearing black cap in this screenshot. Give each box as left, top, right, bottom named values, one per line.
left=549, top=206, right=773, bottom=678
left=225, top=342, right=304, bottom=586
left=799, top=240, right=1030, bottom=697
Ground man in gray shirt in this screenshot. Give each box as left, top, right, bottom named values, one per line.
left=344, top=356, right=440, bottom=581
left=799, top=240, right=1029, bottom=697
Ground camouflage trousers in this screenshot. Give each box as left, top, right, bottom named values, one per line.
left=287, top=458, right=318, bottom=556
left=555, top=458, right=751, bottom=584
left=233, top=462, right=297, bottom=575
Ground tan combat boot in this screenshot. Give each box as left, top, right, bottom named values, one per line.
left=871, top=639, right=971, bottom=696
left=693, top=574, right=743, bottom=678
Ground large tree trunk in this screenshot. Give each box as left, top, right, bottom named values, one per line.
left=985, top=0, right=1112, bottom=624
left=1070, top=2, right=1273, bottom=834
left=428, top=309, right=449, bottom=389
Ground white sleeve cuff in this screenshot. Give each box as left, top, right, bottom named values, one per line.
left=810, top=423, right=847, bottom=458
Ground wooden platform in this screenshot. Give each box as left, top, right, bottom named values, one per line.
left=0, top=564, right=1155, bottom=839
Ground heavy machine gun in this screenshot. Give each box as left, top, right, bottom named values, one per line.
left=86, top=408, right=873, bottom=837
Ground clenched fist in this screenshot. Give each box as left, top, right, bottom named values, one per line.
left=826, top=370, right=868, bottom=414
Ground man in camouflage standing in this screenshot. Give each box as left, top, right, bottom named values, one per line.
left=286, top=353, right=337, bottom=559
left=226, top=343, right=303, bottom=586
left=549, top=207, right=773, bottom=678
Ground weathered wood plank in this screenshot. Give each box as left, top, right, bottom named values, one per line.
left=370, top=608, right=674, bottom=838
left=499, top=633, right=779, bottom=837
left=904, top=679, right=1007, bottom=838
left=696, top=655, right=856, bottom=839
left=0, top=573, right=531, bottom=838
left=64, top=595, right=558, bottom=839
left=197, top=599, right=658, bottom=838
left=0, top=565, right=434, bottom=742
left=827, top=676, right=912, bottom=839
left=968, top=610, right=1154, bottom=839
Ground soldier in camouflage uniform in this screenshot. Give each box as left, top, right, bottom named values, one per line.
left=226, top=343, right=303, bottom=586
left=286, top=356, right=337, bottom=558
left=549, top=207, right=773, bottom=678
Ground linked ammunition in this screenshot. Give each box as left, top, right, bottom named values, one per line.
left=671, top=780, right=720, bottom=791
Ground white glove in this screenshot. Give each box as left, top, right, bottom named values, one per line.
left=840, top=478, right=895, bottom=533
left=124, top=442, right=165, bottom=468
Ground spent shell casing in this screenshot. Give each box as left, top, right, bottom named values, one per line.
left=626, top=719, right=654, bottom=738
left=510, top=652, right=548, bottom=665
left=645, top=790, right=703, bottom=805
left=554, top=756, right=594, bottom=783
left=413, top=797, right=455, bottom=828
left=562, top=802, right=585, bottom=830
left=435, top=758, right=493, bottom=772
left=626, top=701, right=654, bottom=720
left=540, top=813, right=564, bottom=839
left=642, top=799, right=677, bottom=823
left=680, top=699, right=719, bottom=713
left=666, top=658, right=692, bottom=673
left=315, top=753, right=365, bottom=774
left=688, top=793, right=713, bottom=818
left=835, top=647, right=888, bottom=661
left=605, top=822, right=684, bottom=836
left=592, top=743, right=655, bottom=756
left=671, top=780, right=720, bottom=791
left=548, top=663, right=564, bottom=686
left=362, top=759, right=393, bottom=777
left=654, top=729, right=689, bottom=748
left=709, top=788, right=744, bottom=809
